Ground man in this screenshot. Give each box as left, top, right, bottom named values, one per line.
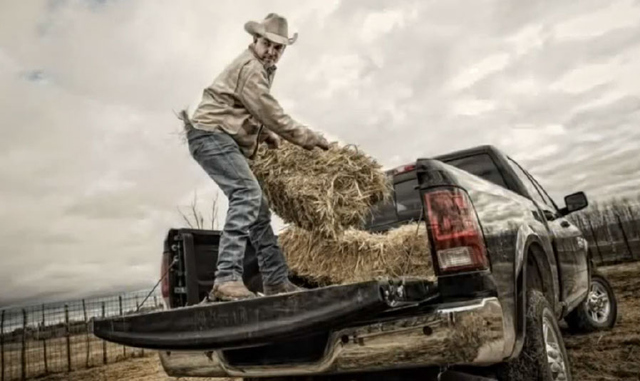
left=181, top=13, right=329, bottom=302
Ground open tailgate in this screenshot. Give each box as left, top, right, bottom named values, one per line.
left=92, top=279, right=436, bottom=351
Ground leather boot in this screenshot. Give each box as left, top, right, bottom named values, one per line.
left=263, top=280, right=307, bottom=296
left=208, top=281, right=257, bottom=302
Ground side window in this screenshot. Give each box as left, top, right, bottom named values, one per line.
left=526, top=170, right=558, bottom=210
left=506, top=158, right=548, bottom=207
left=366, top=175, right=423, bottom=228
left=395, top=179, right=421, bottom=214
left=366, top=196, right=397, bottom=227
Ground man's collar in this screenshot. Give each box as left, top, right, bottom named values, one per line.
left=248, top=43, right=277, bottom=75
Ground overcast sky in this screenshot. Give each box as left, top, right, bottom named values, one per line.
left=1, top=0, right=640, bottom=307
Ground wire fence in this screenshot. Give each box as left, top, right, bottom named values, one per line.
left=0, top=289, right=163, bottom=381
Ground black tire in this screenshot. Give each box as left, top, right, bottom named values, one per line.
left=565, top=272, right=617, bottom=334
left=496, top=290, right=573, bottom=381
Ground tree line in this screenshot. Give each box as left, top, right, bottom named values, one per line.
left=566, top=195, right=640, bottom=265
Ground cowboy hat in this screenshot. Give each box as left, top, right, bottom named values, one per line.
left=244, top=13, right=298, bottom=46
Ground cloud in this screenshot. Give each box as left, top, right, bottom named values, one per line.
left=1, top=0, right=640, bottom=306
left=553, top=0, right=640, bottom=39
left=449, top=53, right=511, bottom=91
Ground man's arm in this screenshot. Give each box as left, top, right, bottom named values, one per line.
left=238, top=65, right=328, bottom=150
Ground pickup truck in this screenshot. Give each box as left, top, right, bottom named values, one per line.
left=93, top=145, right=618, bottom=381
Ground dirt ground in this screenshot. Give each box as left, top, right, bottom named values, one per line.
left=33, top=262, right=640, bottom=381
left=28, top=355, right=198, bottom=381
left=3, top=334, right=146, bottom=379
left=563, top=261, right=640, bottom=381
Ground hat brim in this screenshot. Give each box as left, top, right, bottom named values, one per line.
left=244, top=20, right=298, bottom=45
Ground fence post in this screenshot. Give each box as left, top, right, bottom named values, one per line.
left=136, top=295, right=144, bottom=357
left=21, top=309, right=26, bottom=381
left=82, top=300, right=89, bottom=368
left=1, top=310, right=5, bottom=381
left=602, top=214, right=617, bottom=260
left=102, top=303, right=106, bottom=365
left=41, top=305, right=47, bottom=375
left=587, top=219, right=604, bottom=264
left=628, top=205, right=640, bottom=259
left=65, top=305, right=71, bottom=372
left=616, top=214, right=633, bottom=261
left=119, top=296, right=125, bottom=359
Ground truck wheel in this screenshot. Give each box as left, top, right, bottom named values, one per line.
left=565, top=272, right=617, bottom=334
left=496, top=290, right=572, bottom=381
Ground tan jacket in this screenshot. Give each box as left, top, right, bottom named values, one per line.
left=189, top=45, right=322, bottom=158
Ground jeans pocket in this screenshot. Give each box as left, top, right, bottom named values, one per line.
left=188, top=135, right=206, bottom=158
left=187, top=128, right=213, bottom=156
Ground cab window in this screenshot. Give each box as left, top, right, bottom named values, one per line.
left=507, top=158, right=548, bottom=207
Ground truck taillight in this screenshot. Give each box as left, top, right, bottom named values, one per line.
left=424, top=188, right=489, bottom=274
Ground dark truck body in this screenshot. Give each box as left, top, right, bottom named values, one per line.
left=93, top=145, right=592, bottom=379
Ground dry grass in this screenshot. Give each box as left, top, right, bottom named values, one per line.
left=250, top=141, right=392, bottom=240
left=278, top=222, right=435, bottom=286
left=30, top=355, right=234, bottom=381
left=1, top=334, right=147, bottom=381
left=563, top=261, right=640, bottom=381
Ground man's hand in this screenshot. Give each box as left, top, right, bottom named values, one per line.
left=315, top=134, right=330, bottom=151
left=265, top=133, right=281, bottom=149
left=301, top=132, right=330, bottom=151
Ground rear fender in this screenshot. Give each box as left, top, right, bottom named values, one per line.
left=510, top=230, right=557, bottom=361
left=510, top=226, right=535, bottom=361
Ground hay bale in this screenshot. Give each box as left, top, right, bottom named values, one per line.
left=278, top=222, right=435, bottom=285
left=250, top=141, right=392, bottom=239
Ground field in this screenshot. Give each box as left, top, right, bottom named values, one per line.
left=27, top=262, right=640, bottom=381
left=563, top=262, right=640, bottom=380
left=1, top=332, right=147, bottom=380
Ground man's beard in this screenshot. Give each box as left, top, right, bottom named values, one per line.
left=263, top=56, right=277, bottom=67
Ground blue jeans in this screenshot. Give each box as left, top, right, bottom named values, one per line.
left=187, top=127, right=289, bottom=287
